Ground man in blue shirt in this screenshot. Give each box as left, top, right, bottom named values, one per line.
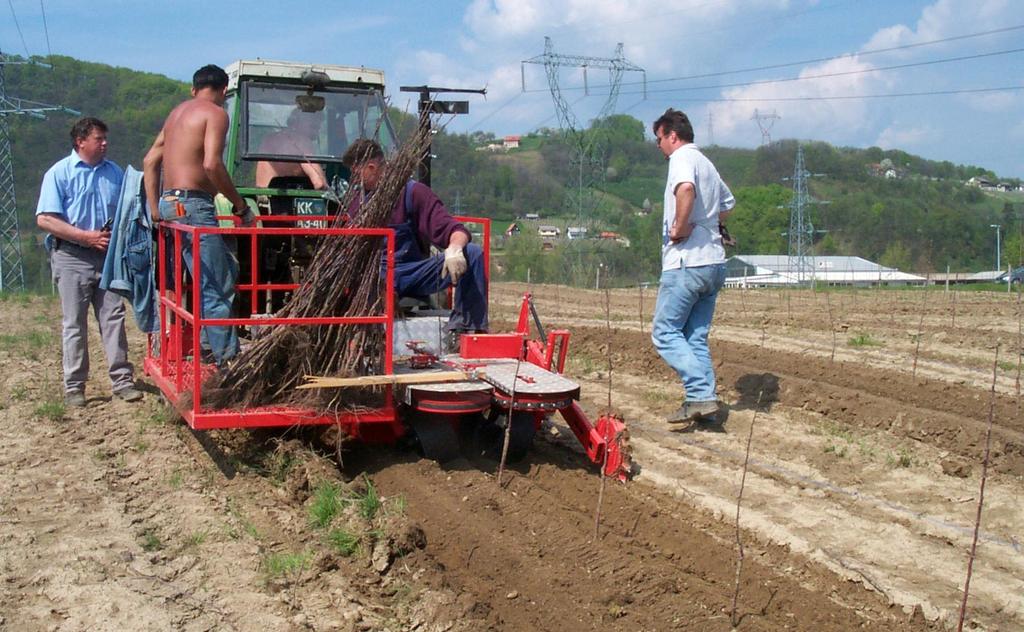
left=36, top=117, right=142, bottom=407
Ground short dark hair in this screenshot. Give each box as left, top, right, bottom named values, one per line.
left=192, top=64, right=229, bottom=91
left=70, top=117, right=108, bottom=148
left=652, top=108, right=694, bottom=143
left=341, top=139, right=385, bottom=169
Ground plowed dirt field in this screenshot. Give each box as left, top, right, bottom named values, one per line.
left=1, top=282, right=1020, bottom=631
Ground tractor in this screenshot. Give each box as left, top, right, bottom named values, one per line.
left=144, top=59, right=630, bottom=481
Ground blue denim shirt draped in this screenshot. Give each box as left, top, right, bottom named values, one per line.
left=100, top=166, right=158, bottom=333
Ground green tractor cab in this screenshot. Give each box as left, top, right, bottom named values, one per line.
left=220, top=59, right=398, bottom=311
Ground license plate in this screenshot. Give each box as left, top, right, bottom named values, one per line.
left=293, top=197, right=327, bottom=228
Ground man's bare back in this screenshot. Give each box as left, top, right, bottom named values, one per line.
left=143, top=66, right=245, bottom=220
left=161, top=99, right=225, bottom=193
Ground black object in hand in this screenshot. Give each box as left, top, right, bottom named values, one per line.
left=102, top=217, right=114, bottom=231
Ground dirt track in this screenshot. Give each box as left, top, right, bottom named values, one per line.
left=2, top=284, right=1020, bottom=630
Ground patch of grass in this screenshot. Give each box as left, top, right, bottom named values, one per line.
left=262, top=551, right=309, bottom=580
left=183, top=530, right=207, bottom=548
left=168, top=470, right=183, bottom=489
left=263, top=449, right=296, bottom=485
left=357, top=476, right=381, bottom=521
left=141, top=529, right=162, bottom=552
left=33, top=400, right=65, bottom=422
left=227, top=501, right=261, bottom=540
left=997, top=360, right=1019, bottom=372
left=9, top=384, right=29, bottom=401
left=824, top=442, right=848, bottom=457
left=327, top=528, right=361, bottom=557
left=141, top=404, right=177, bottom=430
left=847, top=332, right=882, bottom=347
left=133, top=438, right=149, bottom=453
left=887, top=449, right=914, bottom=468
left=309, top=481, right=346, bottom=529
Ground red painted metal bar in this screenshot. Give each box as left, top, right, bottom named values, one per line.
left=191, top=226, right=203, bottom=418
left=559, top=402, right=605, bottom=464
left=152, top=219, right=399, bottom=428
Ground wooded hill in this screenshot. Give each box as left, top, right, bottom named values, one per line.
left=7, top=55, right=1022, bottom=289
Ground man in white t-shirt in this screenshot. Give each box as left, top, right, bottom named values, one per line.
left=651, top=108, right=735, bottom=426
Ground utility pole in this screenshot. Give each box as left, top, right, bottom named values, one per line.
left=784, top=146, right=828, bottom=285
left=522, top=37, right=645, bottom=231
left=707, top=111, right=714, bottom=146
left=0, top=52, right=79, bottom=292
left=751, top=108, right=781, bottom=147
left=990, top=223, right=1001, bottom=271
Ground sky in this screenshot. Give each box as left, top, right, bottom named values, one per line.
left=3, top=0, right=1022, bottom=178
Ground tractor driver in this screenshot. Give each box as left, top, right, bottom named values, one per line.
left=255, top=108, right=328, bottom=190
left=341, top=139, right=488, bottom=338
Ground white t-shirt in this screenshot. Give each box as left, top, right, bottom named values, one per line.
left=661, top=143, right=735, bottom=270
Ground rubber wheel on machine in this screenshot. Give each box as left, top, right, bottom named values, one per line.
left=407, top=411, right=461, bottom=464
left=472, top=410, right=537, bottom=464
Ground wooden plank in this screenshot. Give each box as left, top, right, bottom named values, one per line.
left=297, top=371, right=478, bottom=390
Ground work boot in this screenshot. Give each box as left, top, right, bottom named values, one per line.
left=666, top=400, right=719, bottom=424
left=64, top=390, right=86, bottom=408
left=113, top=386, right=144, bottom=402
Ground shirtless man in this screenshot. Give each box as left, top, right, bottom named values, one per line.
left=143, top=64, right=247, bottom=365
left=254, top=108, right=327, bottom=190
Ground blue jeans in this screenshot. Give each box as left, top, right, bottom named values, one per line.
left=651, top=263, right=726, bottom=403
left=159, top=193, right=239, bottom=364
left=395, top=243, right=488, bottom=331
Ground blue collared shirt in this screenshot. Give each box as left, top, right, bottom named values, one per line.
left=36, top=150, right=124, bottom=231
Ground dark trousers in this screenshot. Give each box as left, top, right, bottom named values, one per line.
left=395, top=243, right=488, bottom=331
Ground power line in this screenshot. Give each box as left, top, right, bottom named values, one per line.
left=525, top=24, right=1024, bottom=94
left=465, top=90, right=523, bottom=129
left=39, top=0, right=52, bottom=60
left=637, top=47, right=1024, bottom=97
left=6, top=0, right=32, bottom=58
left=664, top=85, right=1024, bottom=103
left=641, top=23, right=1024, bottom=86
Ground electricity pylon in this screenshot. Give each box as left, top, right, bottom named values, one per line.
left=784, top=145, right=828, bottom=284
left=522, top=37, right=645, bottom=229
left=0, top=52, right=79, bottom=292
left=751, top=108, right=781, bottom=146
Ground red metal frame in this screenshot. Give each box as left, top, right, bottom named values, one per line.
left=145, top=215, right=402, bottom=439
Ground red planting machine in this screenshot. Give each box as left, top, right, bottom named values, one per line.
left=143, top=59, right=630, bottom=480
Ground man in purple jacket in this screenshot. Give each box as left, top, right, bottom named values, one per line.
left=341, top=139, right=487, bottom=335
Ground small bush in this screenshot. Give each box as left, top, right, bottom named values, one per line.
left=309, top=482, right=346, bottom=529
left=262, top=551, right=308, bottom=579
left=847, top=332, right=882, bottom=347
left=141, top=529, right=162, bottom=551
left=358, top=476, right=381, bottom=521
left=327, top=528, right=361, bottom=557
left=33, top=400, right=65, bottom=422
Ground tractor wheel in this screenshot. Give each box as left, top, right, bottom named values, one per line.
left=471, top=409, right=537, bottom=464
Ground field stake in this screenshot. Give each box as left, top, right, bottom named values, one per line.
left=497, top=358, right=521, bottom=487
left=731, top=388, right=765, bottom=628
left=956, top=345, right=999, bottom=631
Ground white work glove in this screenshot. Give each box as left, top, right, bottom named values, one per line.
left=441, top=245, right=468, bottom=285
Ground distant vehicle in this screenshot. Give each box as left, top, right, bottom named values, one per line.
left=999, top=266, right=1024, bottom=283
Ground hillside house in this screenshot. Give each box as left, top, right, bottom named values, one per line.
left=503, top=135, right=521, bottom=150
left=538, top=225, right=561, bottom=238
left=567, top=226, right=587, bottom=240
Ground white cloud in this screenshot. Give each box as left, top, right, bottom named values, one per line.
left=875, top=124, right=935, bottom=150
left=711, top=54, right=892, bottom=146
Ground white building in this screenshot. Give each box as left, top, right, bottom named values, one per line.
left=725, top=255, right=926, bottom=287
